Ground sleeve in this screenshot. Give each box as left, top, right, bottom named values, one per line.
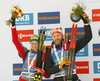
left=75, top=24, right=92, bottom=54
left=18, top=38, right=28, bottom=58
left=11, top=27, right=26, bottom=61
left=45, top=48, right=60, bottom=75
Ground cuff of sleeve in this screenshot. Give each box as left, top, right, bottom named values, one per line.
left=84, top=23, right=90, bottom=26
left=11, top=26, right=16, bottom=28
left=59, top=65, right=61, bottom=69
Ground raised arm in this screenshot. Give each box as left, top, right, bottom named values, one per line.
left=11, top=18, right=27, bottom=61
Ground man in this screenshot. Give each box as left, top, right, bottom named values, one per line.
left=45, top=12, right=92, bottom=81
left=11, top=18, right=49, bottom=81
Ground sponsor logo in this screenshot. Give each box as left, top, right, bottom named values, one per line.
left=13, top=63, right=23, bottom=75
left=93, top=44, right=100, bottom=56
left=65, top=27, right=88, bottom=57
left=65, top=27, right=85, bottom=39
left=75, top=61, right=89, bottom=74
left=92, top=9, right=100, bottom=22
left=38, top=12, right=60, bottom=24
left=93, top=78, right=100, bottom=81
left=76, top=45, right=88, bottom=57
left=38, top=29, right=52, bottom=41
left=17, top=30, right=34, bottom=42
left=15, top=13, right=33, bottom=26
left=93, top=61, right=100, bottom=74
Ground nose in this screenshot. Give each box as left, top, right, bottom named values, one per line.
left=56, top=36, right=59, bottom=40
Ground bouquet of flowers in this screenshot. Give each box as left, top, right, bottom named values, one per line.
left=71, top=1, right=91, bottom=23
left=5, top=6, right=24, bottom=26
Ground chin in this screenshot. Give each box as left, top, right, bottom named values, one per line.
left=55, top=42, right=60, bottom=45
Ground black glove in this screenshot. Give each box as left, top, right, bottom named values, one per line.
left=72, top=74, right=78, bottom=81
left=11, top=18, right=15, bottom=27
left=80, top=12, right=89, bottom=24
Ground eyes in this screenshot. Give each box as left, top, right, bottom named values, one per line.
left=31, top=42, right=38, bottom=45
left=53, top=34, right=60, bottom=38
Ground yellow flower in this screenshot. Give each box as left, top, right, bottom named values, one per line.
left=11, top=8, right=16, bottom=12
left=73, top=5, right=78, bottom=9
left=80, top=5, right=83, bottom=8
left=16, top=7, right=20, bottom=10
left=16, top=9, right=19, bottom=13
left=71, top=11, right=74, bottom=14
left=18, top=13, right=21, bottom=17
left=21, top=11, right=23, bottom=14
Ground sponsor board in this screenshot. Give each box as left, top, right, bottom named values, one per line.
left=93, top=78, right=100, bottom=81
left=17, top=30, right=34, bottom=42
left=16, top=13, right=33, bottom=26
left=93, top=61, right=100, bottom=74
left=38, top=29, right=52, bottom=41
left=13, top=63, right=23, bottom=75
left=65, top=27, right=85, bottom=39
left=92, top=9, right=100, bottom=22
left=38, top=12, right=60, bottom=24
left=93, top=44, right=100, bottom=56
left=76, top=45, right=88, bottom=57
left=75, top=61, right=89, bottom=74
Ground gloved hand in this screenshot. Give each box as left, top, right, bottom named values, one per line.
left=72, top=74, right=78, bottom=81
left=11, top=18, right=15, bottom=27
left=80, top=12, right=89, bottom=24
left=59, top=59, right=71, bottom=69
left=35, top=67, right=45, bottom=75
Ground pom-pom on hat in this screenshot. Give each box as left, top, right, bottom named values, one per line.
left=30, top=34, right=39, bottom=43
left=51, top=27, right=63, bottom=36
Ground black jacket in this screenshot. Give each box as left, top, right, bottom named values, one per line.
left=45, top=24, right=92, bottom=75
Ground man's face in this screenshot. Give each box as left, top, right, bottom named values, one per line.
left=52, top=33, right=63, bottom=45
left=30, top=41, right=38, bottom=51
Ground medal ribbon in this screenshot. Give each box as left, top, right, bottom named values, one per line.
left=53, top=44, right=63, bottom=64
left=28, top=51, right=37, bottom=73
